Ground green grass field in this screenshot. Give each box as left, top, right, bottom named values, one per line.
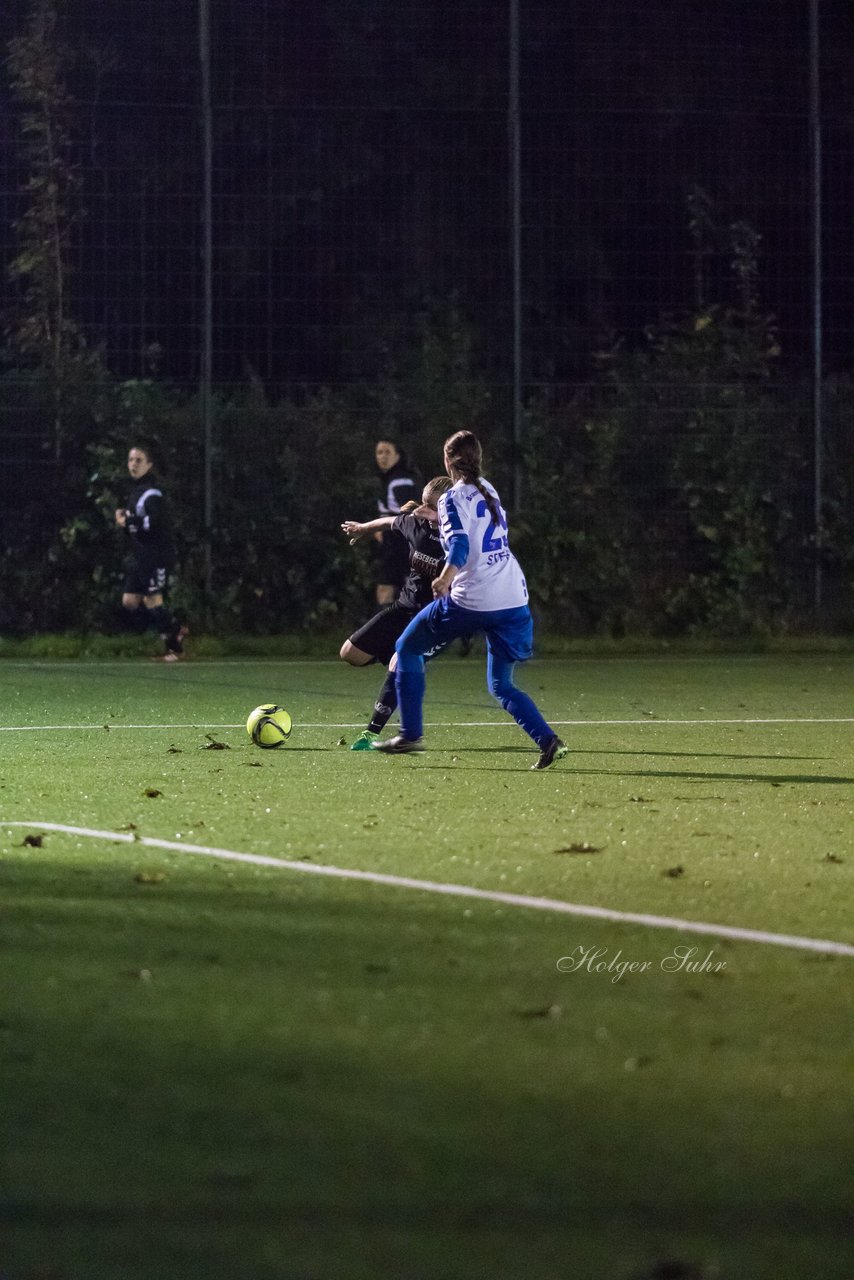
left=1, top=652, right=853, bottom=1280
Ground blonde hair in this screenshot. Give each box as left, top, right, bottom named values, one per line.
left=423, top=474, right=452, bottom=505
left=399, top=475, right=451, bottom=516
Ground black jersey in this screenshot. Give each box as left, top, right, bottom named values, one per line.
left=123, top=473, right=175, bottom=564
left=392, top=513, right=445, bottom=609
left=378, top=460, right=420, bottom=516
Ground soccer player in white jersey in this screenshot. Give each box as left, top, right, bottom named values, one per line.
left=373, top=430, right=567, bottom=770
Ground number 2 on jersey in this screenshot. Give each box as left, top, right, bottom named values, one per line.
left=476, top=499, right=508, bottom=553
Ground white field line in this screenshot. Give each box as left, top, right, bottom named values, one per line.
left=0, top=660, right=342, bottom=670
left=0, top=656, right=767, bottom=666
left=5, top=821, right=853, bottom=959
left=5, top=654, right=854, bottom=668
left=2, top=717, right=854, bottom=733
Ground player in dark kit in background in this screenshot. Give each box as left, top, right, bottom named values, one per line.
left=340, top=475, right=451, bottom=749
left=115, top=443, right=187, bottom=661
left=373, top=439, right=421, bottom=605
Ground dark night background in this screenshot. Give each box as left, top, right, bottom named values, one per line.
left=2, top=0, right=852, bottom=385
left=1, top=0, right=853, bottom=635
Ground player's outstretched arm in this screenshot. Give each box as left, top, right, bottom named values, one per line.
left=341, top=515, right=395, bottom=545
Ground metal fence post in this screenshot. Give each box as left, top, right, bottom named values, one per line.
left=509, top=0, right=523, bottom=512
left=809, top=0, right=823, bottom=618
left=199, top=0, right=214, bottom=610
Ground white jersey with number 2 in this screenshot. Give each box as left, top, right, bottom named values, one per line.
left=437, top=479, right=529, bottom=611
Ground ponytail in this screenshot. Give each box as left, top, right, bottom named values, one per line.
left=474, top=478, right=501, bottom=527
left=444, top=430, right=501, bottom=525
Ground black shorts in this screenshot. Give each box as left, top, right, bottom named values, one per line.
left=348, top=603, right=416, bottom=665
left=122, top=553, right=172, bottom=598
left=348, top=602, right=450, bottom=666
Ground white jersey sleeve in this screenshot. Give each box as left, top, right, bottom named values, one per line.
left=438, top=479, right=528, bottom=611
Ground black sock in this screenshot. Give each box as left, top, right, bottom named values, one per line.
left=145, top=605, right=183, bottom=651
left=368, top=671, right=398, bottom=733
left=122, top=606, right=148, bottom=635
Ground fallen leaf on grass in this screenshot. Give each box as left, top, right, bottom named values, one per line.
left=623, top=1055, right=655, bottom=1071
left=202, top=735, right=230, bottom=750
left=143, top=788, right=163, bottom=798
left=515, top=1004, right=562, bottom=1019
left=823, top=853, right=844, bottom=864
left=663, top=865, right=685, bottom=878
left=554, top=841, right=603, bottom=854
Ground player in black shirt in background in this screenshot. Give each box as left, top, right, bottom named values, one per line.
left=115, top=442, right=187, bottom=661
left=340, top=475, right=450, bottom=749
left=373, top=439, right=421, bottom=605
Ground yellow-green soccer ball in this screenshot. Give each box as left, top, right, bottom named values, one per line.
left=246, top=703, right=293, bottom=749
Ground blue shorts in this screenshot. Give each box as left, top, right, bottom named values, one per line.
left=396, top=595, right=534, bottom=664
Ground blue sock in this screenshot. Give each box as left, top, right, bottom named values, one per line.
left=488, top=656, right=554, bottom=747
left=395, top=669, right=426, bottom=740
left=499, top=688, right=554, bottom=746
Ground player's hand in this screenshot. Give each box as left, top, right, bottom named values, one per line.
left=341, top=520, right=365, bottom=545
left=432, top=574, right=452, bottom=599
left=115, top=508, right=127, bottom=526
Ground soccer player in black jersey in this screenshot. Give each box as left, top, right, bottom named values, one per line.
left=373, top=439, right=421, bottom=606
left=115, top=443, right=187, bottom=661
left=340, top=475, right=450, bottom=749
